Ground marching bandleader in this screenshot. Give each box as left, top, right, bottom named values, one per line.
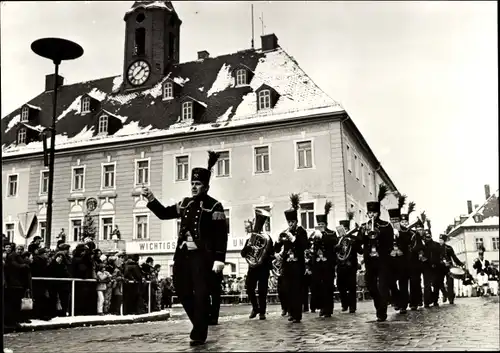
left=274, top=193, right=309, bottom=323
left=142, top=151, right=228, bottom=347
left=358, top=184, right=394, bottom=322
left=310, top=200, right=337, bottom=317
left=240, top=209, right=274, bottom=320
left=336, top=212, right=361, bottom=314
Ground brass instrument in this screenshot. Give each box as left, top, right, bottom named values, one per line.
left=279, top=228, right=293, bottom=242
left=245, top=231, right=271, bottom=268
left=367, top=218, right=380, bottom=257
left=271, top=248, right=284, bottom=277
left=336, top=225, right=359, bottom=263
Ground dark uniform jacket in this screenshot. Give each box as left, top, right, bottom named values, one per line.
left=391, top=229, right=412, bottom=261
left=147, top=193, right=228, bottom=263
left=408, top=229, right=425, bottom=262
left=439, top=244, right=463, bottom=268
left=274, top=225, right=309, bottom=269
left=358, top=218, right=394, bottom=263
left=472, top=257, right=491, bottom=276
left=421, top=240, right=441, bottom=268
left=311, top=228, right=337, bottom=271
left=240, top=233, right=274, bottom=270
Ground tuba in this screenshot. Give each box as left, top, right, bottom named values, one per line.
left=336, top=225, right=359, bottom=263
left=244, top=208, right=272, bottom=268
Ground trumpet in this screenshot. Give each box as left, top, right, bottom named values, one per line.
left=368, top=218, right=380, bottom=257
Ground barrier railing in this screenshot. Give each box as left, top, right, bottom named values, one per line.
left=31, top=277, right=153, bottom=317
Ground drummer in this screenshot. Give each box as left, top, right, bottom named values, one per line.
left=438, top=234, right=465, bottom=305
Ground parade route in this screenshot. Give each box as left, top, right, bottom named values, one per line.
left=4, top=297, right=499, bottom=352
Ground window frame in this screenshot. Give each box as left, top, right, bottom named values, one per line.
left=21, top=106, right=29, bottom=122
left=257, top=89, right=271, bottom=110
left=223, top=207, right=232, bottom=237
left=4, top=222, right=15, bottom=242
left=215, top=150, right=231, bottom=178
left=100, top=161, right=117, bottom=190
left=173, top=154, right=190, bottom=183
left=361, top=161, right=366, bottom=187
left=134, top=213, right=150, bottom=240
left=299, top=201, right=316, bottom=230
left=294, top=139, right=315, bottom=171
left=235, top=69, right=247, bottom=86
left=134, top=157, right=151, bottom=186
left=354, top=154, right=359, bottom=180
left=346, top=145, right=353, bottom=173
left=81, top=96, right=91, bottom=114
left=38, top=220, right=47, bottom=243
left=6, top=173, right=19, bottom=198
left=252, top=144, right=272, bottom=175
left=181, top=101, right=193, bottom=121
left=163, top=82, right=174, bottom=100
left=69, top=217, right=83, bottom=242
left=98, top=115, right=109, bottom=135
left=475, top=237, right=484, bottom=251
left=17, top=127, right=27, bottom=145
left=492, top=237, right=499, bottom=251
left=71, top=165, right=86, bottom=193
left=99, top=215, right=115, bottom=241
left=253, top=204, right=273, bottom=234
left=39, top=169, right=50, bottom=195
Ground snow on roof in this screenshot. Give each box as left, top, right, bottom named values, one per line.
left=22, top=123, right=45, bottom=133
left=5, top=114, right=20, bottom=133
left=102, top=109, right=128, bottom=124
left=125, top=1, right=174, bottom=15
left=2, top=47, right=344, bottom=158
left=26, top=104, right=42, bottom=111
left=207, top=63, right=233, bottom=97
left=87, top=88, right=107, bottom=102
left=449, top=189, right=500, bottom=233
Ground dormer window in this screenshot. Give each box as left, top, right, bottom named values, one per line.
left=182, top=101, right=193, bottom=121
left=21, top=107, right=29, bottom=122
left=236, top=69, right=247, bottom=86
left=82, top=97, right=91, bottom=113
left=163, top=82, right=174, bottom=99
left=17, top=127, right=27, bottom=144
left=258, top=90, right=271, bottom=110
left=98, top=115, right=108, bottom=134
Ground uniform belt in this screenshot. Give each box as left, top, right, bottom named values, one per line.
left=180, top=235, right=198, bottom=250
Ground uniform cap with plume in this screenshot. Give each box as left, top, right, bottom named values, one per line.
left=191, top=150, right=220, bottom=185
left=419, top=211, right=427, bottom=224
left=324, top=200, right=332, bottom=216
left=207, top=151, right=220, bottom=172
left=407, top=201, right=416, bottom=215
left=289, top=193, right=301, bottom=211
left=398, top=193, right=407, bottom=211
left=378, top=183, right=389, bottom=202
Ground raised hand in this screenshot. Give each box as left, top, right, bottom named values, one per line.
left=141, top=186, right=155, bottom=202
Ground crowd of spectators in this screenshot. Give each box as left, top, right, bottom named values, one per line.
left=3, top=235, right=174, bottom=329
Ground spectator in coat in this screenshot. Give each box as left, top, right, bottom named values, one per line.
left=30, top=248, right=53, bottom=321
left=96, top=263, right=112, bottom=315
left=108, top=257, right=124, bottom=315
left=72, top=244, right=96, bottom=315
left=124, top=254, right=143, bottom=314
left=48, top=252, right=71, bottom=317
left=5, top=242, right=30, bottom=328
left=28, top=236, right=42, bottom=254
left=19, top=251, right=34, bottom=323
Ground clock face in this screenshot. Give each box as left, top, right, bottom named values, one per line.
left=127, top=60, right=150, bottom=86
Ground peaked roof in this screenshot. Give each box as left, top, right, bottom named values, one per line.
left=448, top=189, right=500, bottom=236
left=1, top=47, right=343, bottom=158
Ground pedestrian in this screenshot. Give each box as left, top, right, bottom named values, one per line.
left=109, top=257, right=124, bottom=315
left=48, top=252, right=71, bottom=317
left=30, top=247, right=53, bottom=321
left=28, top=236, right=42, bottom=254
left=5, top=242, right=30, bottom=329
left=123, top=254, right=143, bottom=314
left=142, top=150, right=228, bottom=347
left=96, top=263, right=111, bottom=315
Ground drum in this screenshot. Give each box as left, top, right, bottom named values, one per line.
left=449, top=266, right=465, bottom=280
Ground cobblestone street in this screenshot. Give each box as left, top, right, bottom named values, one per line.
left=4, top=297, right=499, bottom=352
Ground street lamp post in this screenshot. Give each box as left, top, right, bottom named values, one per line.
left=31, top=38, right=83, bottom=248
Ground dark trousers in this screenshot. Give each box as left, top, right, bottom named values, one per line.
left=389, top=258, right=410, bottom=310
left=32, top=284, right=52, bottom=320
left=337, top=266, right=358, bottom=311
left=302, top=274, right=312, bottom=311
left=173, top=250, right=211, bottom=342
left=437, top=269, right=456, bottom=303
left=365, top=260, right=390, bottom=319
left=423, top=265, right=440, bottom=306
left=110, top=294, right=123, bottom=314
left=283, top=262, right=304, bottom=321
left=49, top=288, right=70, bottom=317
left=123, top=283, right=141, bottom=315
left=246, top=265, right=270, bottom=314
left=208, top=271, right=223, bottom=323
left=409, top=260, right=423, bottom=308
left=311, top=263, right=335, bottom=315
left=277, top=276, right=287, bottom=312
left=4, top=286, right=24, bottom=326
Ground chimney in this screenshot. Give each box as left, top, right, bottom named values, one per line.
left=45, top=74, right=64, bottom=92
left=485, top=184, right=491, bottom=199
left=467, top=200, right=473, bottom=214
left=261, top=33, right=279, bottom=51
left=197, top=50, right=209, bottom=60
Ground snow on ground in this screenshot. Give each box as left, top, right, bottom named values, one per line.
left=5, top=114, right=20, bottom=133
left=207, top=63, right=233, bottom=97
left=21, top=310, right=171, bottom=327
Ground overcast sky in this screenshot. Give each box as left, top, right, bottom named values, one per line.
left=1, top=1, right=498, bottom=234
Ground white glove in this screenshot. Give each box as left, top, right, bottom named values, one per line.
left=212, top=261, right=225, bottom=273
left=393, top=228, right=399, bottom=237
left=141, top=186, right=155, bottom=202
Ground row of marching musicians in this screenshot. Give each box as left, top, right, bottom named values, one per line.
left=241, top=184, right=467, bottom=323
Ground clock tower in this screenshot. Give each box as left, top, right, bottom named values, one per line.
left=122, top=1, right=181, bottom=91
